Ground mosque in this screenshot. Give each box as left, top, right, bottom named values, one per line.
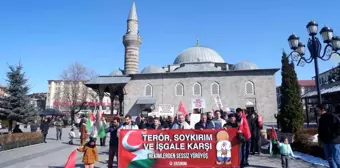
left=85, top=2, right=279, bottom=122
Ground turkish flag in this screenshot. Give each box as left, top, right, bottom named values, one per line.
left=178, top=101, right=188, bottom=115
left=258, top=115, right=264, bottom=129
left=239, top=110, right=251, bottom=140
left=64, top=149, right=76, bottom=168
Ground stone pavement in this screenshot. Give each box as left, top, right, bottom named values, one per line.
left=0, top=127, right=325, bottom=168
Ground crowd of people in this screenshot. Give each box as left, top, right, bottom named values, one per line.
left=92, top=108, right=263, bottom=168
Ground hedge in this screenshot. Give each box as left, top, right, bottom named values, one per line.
left=0, top=132, right=43, bottom=151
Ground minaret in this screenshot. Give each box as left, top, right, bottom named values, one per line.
left=123, top=1, right=142, bottom=74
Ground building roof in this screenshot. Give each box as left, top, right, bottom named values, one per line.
left=173, top=46, right=225, bottom=65
left=109, top=69, right=124, bottom=76
left=0, top=84, right=7, bottom=88
left=298, top=80, right=315, bottom=86
left=174, top=63, right=222, bottom=72
left=141, top=65, right=166, bottom=73
left=128, top=1, right=138, bottom=21
left=232, top=61, right=259, bottom=70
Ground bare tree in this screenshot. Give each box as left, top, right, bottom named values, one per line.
left=59, top=62, right=96, bottom=124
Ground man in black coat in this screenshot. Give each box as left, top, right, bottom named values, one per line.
left=194, top=113, right=215, bottom=130
left=40, top=118, right=50, bottom=143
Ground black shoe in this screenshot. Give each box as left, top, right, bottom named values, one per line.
left=44, top=141, right=47, bottom=143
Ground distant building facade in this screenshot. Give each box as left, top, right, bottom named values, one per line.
left=28, top=93, right=47, bottom=111
left=46, top=80, right=116, bottom=114
left=276, top=80, right=316, bottom=111
left=0, top=84, right=7, bottom=96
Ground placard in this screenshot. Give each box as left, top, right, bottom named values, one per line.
left=190, top=114, right=201, bottom=129
left=119, top=129, right=240, bottom=168
left=191, top=98, right=206, bottom=109
left=213, top=95, right=223, bottom=109
left=158, top=104, right=175, bottom=117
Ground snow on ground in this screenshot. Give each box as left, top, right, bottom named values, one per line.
left=294, top=151, right=329, bottom=167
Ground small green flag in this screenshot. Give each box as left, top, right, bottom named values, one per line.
left=98, top=124, right=106, bottom=138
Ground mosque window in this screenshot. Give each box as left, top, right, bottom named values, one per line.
left=193, top=83, right=202, bottom=96
left=245, top=81, right=255, bottom=95
left=144, top=84, right=153, bottom=97
left=175, top=83, right=184, bottom=96
left=211, top=82, right=220, bottom=95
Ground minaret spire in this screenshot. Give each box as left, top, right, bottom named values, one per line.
left=123, top=1, right=142, bottom=75
left=128, top=1, right=138, bottom=21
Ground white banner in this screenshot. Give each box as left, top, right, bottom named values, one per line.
left=158, top=104, right=175, bottom=116
left=191, top=98, right=206, bottom=109
left=213, top=95, right=223, bottom=109
left=190, top=114, right=201, bottom=129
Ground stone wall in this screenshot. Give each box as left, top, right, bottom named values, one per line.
left=123, top=70, right=278, bottom=122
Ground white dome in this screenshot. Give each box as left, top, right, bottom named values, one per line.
left=173, top=46, right=225, bottom=64
left=141, top=65, right=166, bottom=73
left=232, top=61, right=259, bottom=70
left=109, top=70, right=123, bottom=76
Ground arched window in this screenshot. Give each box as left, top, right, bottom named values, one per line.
left=175, top=83, right=184, bottom=96
left=211, top=82, right=220, bottom=95
left=144, top=84, right=153, bottom=97
left=245, top=81, right=255, bottom=95
left=193, top=82, right=202, bottom=96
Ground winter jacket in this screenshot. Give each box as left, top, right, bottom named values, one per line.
left=77, top=144, right=98, bottom=164
left=194, top=121, right=215, bottom=129
left=318, top=112, right=340, bottom=144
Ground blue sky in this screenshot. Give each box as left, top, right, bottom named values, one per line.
left=1, top=0, right=340, bottom=93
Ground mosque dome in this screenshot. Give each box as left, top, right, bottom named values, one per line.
left=141, top=65, right=166, bottom=73
left=173, top=46, right=225, bottom=65
left=109, top=69, right=123, bottom=76
left=232, top=61, right=259, bottom=70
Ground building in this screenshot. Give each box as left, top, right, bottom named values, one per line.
left=0, top=84, right=7, bottom=96
left=46, top=80, right=116, bottom=114
left=84, top=2, right=279, bottom=122
left=28, top=93, right=47, bottom=111
left=276, top=80, right=316, bottom=111
left=303, top=66, right=340, bottom=114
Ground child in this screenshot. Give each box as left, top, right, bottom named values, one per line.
left=277, top=136, right=295, bottom=168
left=77, top=137, right=98, bottom=168
left=68, top=128, right=76, bottom=145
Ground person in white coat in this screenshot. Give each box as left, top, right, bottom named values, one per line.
left=177, top=114, right=191, bottom=129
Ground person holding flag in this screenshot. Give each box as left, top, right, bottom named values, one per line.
left=80, top=118, right=88, bottom=146
left=236, top=108, right=251, bottom=167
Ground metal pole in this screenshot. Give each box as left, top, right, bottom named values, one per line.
left=311, top=35, right=323, bottom=105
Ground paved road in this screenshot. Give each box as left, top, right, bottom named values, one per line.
left=0, top=127, right=324, bottom=168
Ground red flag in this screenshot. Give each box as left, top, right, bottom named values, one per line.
left=239, top=110, right=251, bottom=140
left=258, top=115, right=263, bottom=129
left=90, top=112, right=96, bottom=122
left=271, top=127, right=278, bottom=140
left=64, top=149, right=76, bottom=168
left=178, top=101, right=188, bottom=115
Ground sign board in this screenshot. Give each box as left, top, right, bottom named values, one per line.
left=191, top=98, right=206, bottom=109
left=158, top=104, right=175, bottom=117
left=190, top=114, right=201, bottom=129
left=119, top=129, right=240, bottom=168
left=213, top=95, right=223, bottom=109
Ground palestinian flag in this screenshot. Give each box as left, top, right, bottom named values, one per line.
left=86, top=112, right=96, bottom=132
left=120, top=131, right=155, bottom=168
left=97, top=111, right=106, bottom=138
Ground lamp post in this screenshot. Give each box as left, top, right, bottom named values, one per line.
left=287, top=21, right=340, bottom=105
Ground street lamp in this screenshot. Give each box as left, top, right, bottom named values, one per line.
left=287, top=21, right=340, bottom=105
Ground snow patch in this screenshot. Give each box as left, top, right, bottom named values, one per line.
left=294, top=151, right=329, bottom=167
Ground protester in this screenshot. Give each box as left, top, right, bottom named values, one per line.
left=223, top=113, right=238, bottom=128
left=185, top=114, right=191, bottom=125
left=99, top=117, right=109, bottom=146
left=248, top=111, right=261, bottom=155
left=152, top=117, right=163, bottom=130
left=54, top=117, right=64, bottom=140
left=12, top=124, right=23, bottom=133
left=214, top=110, right=226, bottom=129
left=119, top=115, right=139, bottom=132
left=167, top=116, right=179, bottom=129
left=194, top=113, right=215, bottom=130
left=236, top=108, right=250, bottom=167
left=80, top=119, right=88, bottom=146
left=139, top=116, right=154, bottom=129
left=317, top=104, right=340, bottom=168
left=278, top=136, right=295, bottom=168
left=30, top=120, right=38, bottom=132
left=108, top=118, right=121, bottom=168
left=40, top=118, right=50, bottom=143
left=177, top=114, right=191, bottom=129
left=68, top=128, right=76, bottom=145
left=77, top=137, right=98, bottom=168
